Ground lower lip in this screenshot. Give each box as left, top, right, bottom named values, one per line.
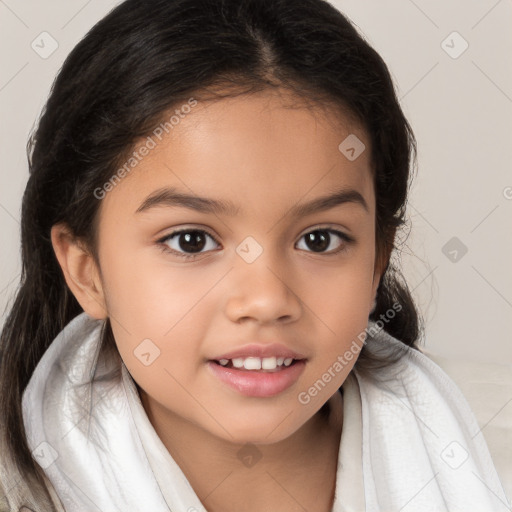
left=206, top=360, right=306, bottom=397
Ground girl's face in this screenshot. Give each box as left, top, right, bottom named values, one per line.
left=94, top=90, right=381, bottom=445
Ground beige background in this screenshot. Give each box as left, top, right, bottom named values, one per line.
left=0, top=0, right=511, bottom=364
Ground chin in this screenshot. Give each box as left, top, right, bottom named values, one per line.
left=207, top=412, right=306, bottom=446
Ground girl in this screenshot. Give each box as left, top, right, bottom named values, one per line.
left=0, top=0, right=508, bottom=510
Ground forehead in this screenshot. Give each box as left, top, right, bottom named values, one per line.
left=100, top=89, right=374, bottom=218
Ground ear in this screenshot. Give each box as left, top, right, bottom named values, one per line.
left=50, top=223, right=107, bottom=320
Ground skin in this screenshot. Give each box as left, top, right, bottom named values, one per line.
left=51, top=88, right=389, bottom=512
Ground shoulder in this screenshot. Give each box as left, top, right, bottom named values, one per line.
left=0, top=478, right=11, bottom=512
left=0, top=495, right=6, bottom=512
left=421, top=349, right=512, bottom=504
left=0, top=469, right=13, bottom=512
left=0, top=462, right=66, bottom=512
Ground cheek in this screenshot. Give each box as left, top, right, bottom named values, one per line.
left=100, top=235, right=214, bottom=331
left=301, top=246, right=375, bottom=318
left=297, top=248, right=376, bottom=368
left=97, top=242, right=214, bottom=390
left=105, top=266, right=207, bottom=409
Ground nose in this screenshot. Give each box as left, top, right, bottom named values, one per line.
left=224, top=248, right=302, bottom=325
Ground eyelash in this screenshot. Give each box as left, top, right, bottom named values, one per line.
left=157, top=226, right=354, bottom=260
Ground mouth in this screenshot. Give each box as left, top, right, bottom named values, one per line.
left=206, top=357, right=307, bottom=397
left=210, top=356, right=304, bottom=373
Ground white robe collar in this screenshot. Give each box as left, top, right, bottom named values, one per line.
left=22, top=313, right=509, bottom=511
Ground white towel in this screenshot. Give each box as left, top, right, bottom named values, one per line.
left=21, top=313, right=510, bottom=511
left=355, top=329, right=510, bottom=512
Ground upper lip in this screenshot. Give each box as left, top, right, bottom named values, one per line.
left=211, top=343, right=306, bottom=361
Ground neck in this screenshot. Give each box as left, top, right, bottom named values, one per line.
left=138, top=384, right=344, bottom=511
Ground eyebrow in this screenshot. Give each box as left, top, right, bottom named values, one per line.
left=135, top=186, right=369, bottom=217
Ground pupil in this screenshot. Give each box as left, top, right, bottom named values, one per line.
left=306, top=230, right=329, bottom=252
left=179, top=231, right=206, bottom=253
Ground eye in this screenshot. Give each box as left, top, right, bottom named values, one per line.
left=158, top=228, right=221, bottom=259
left=157, top=226, right=354, bottom=260
left=296, top=227, right=353, bottom=255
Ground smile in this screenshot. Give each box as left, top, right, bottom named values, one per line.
left=207, top=359, right=306, bottom=397
left=216, top=356, right=296, bottom=371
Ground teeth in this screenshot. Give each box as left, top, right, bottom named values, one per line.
left=244, top=357, right=262, bottom=370
left=261, top=357, right=277, bottom=370
left=218, top=356, right=295, bottom=370
left=232, top=358, right=244, bottom=368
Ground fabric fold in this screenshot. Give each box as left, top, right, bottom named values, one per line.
left=354, top=328, right=510, bottom=512
left=21, top=312, right=510, bottom=512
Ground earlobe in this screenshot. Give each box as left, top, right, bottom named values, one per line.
left=50, top=223, right=107, bottom=320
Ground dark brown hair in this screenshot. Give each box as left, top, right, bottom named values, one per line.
left=0, top=0, right=421, bottom=508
